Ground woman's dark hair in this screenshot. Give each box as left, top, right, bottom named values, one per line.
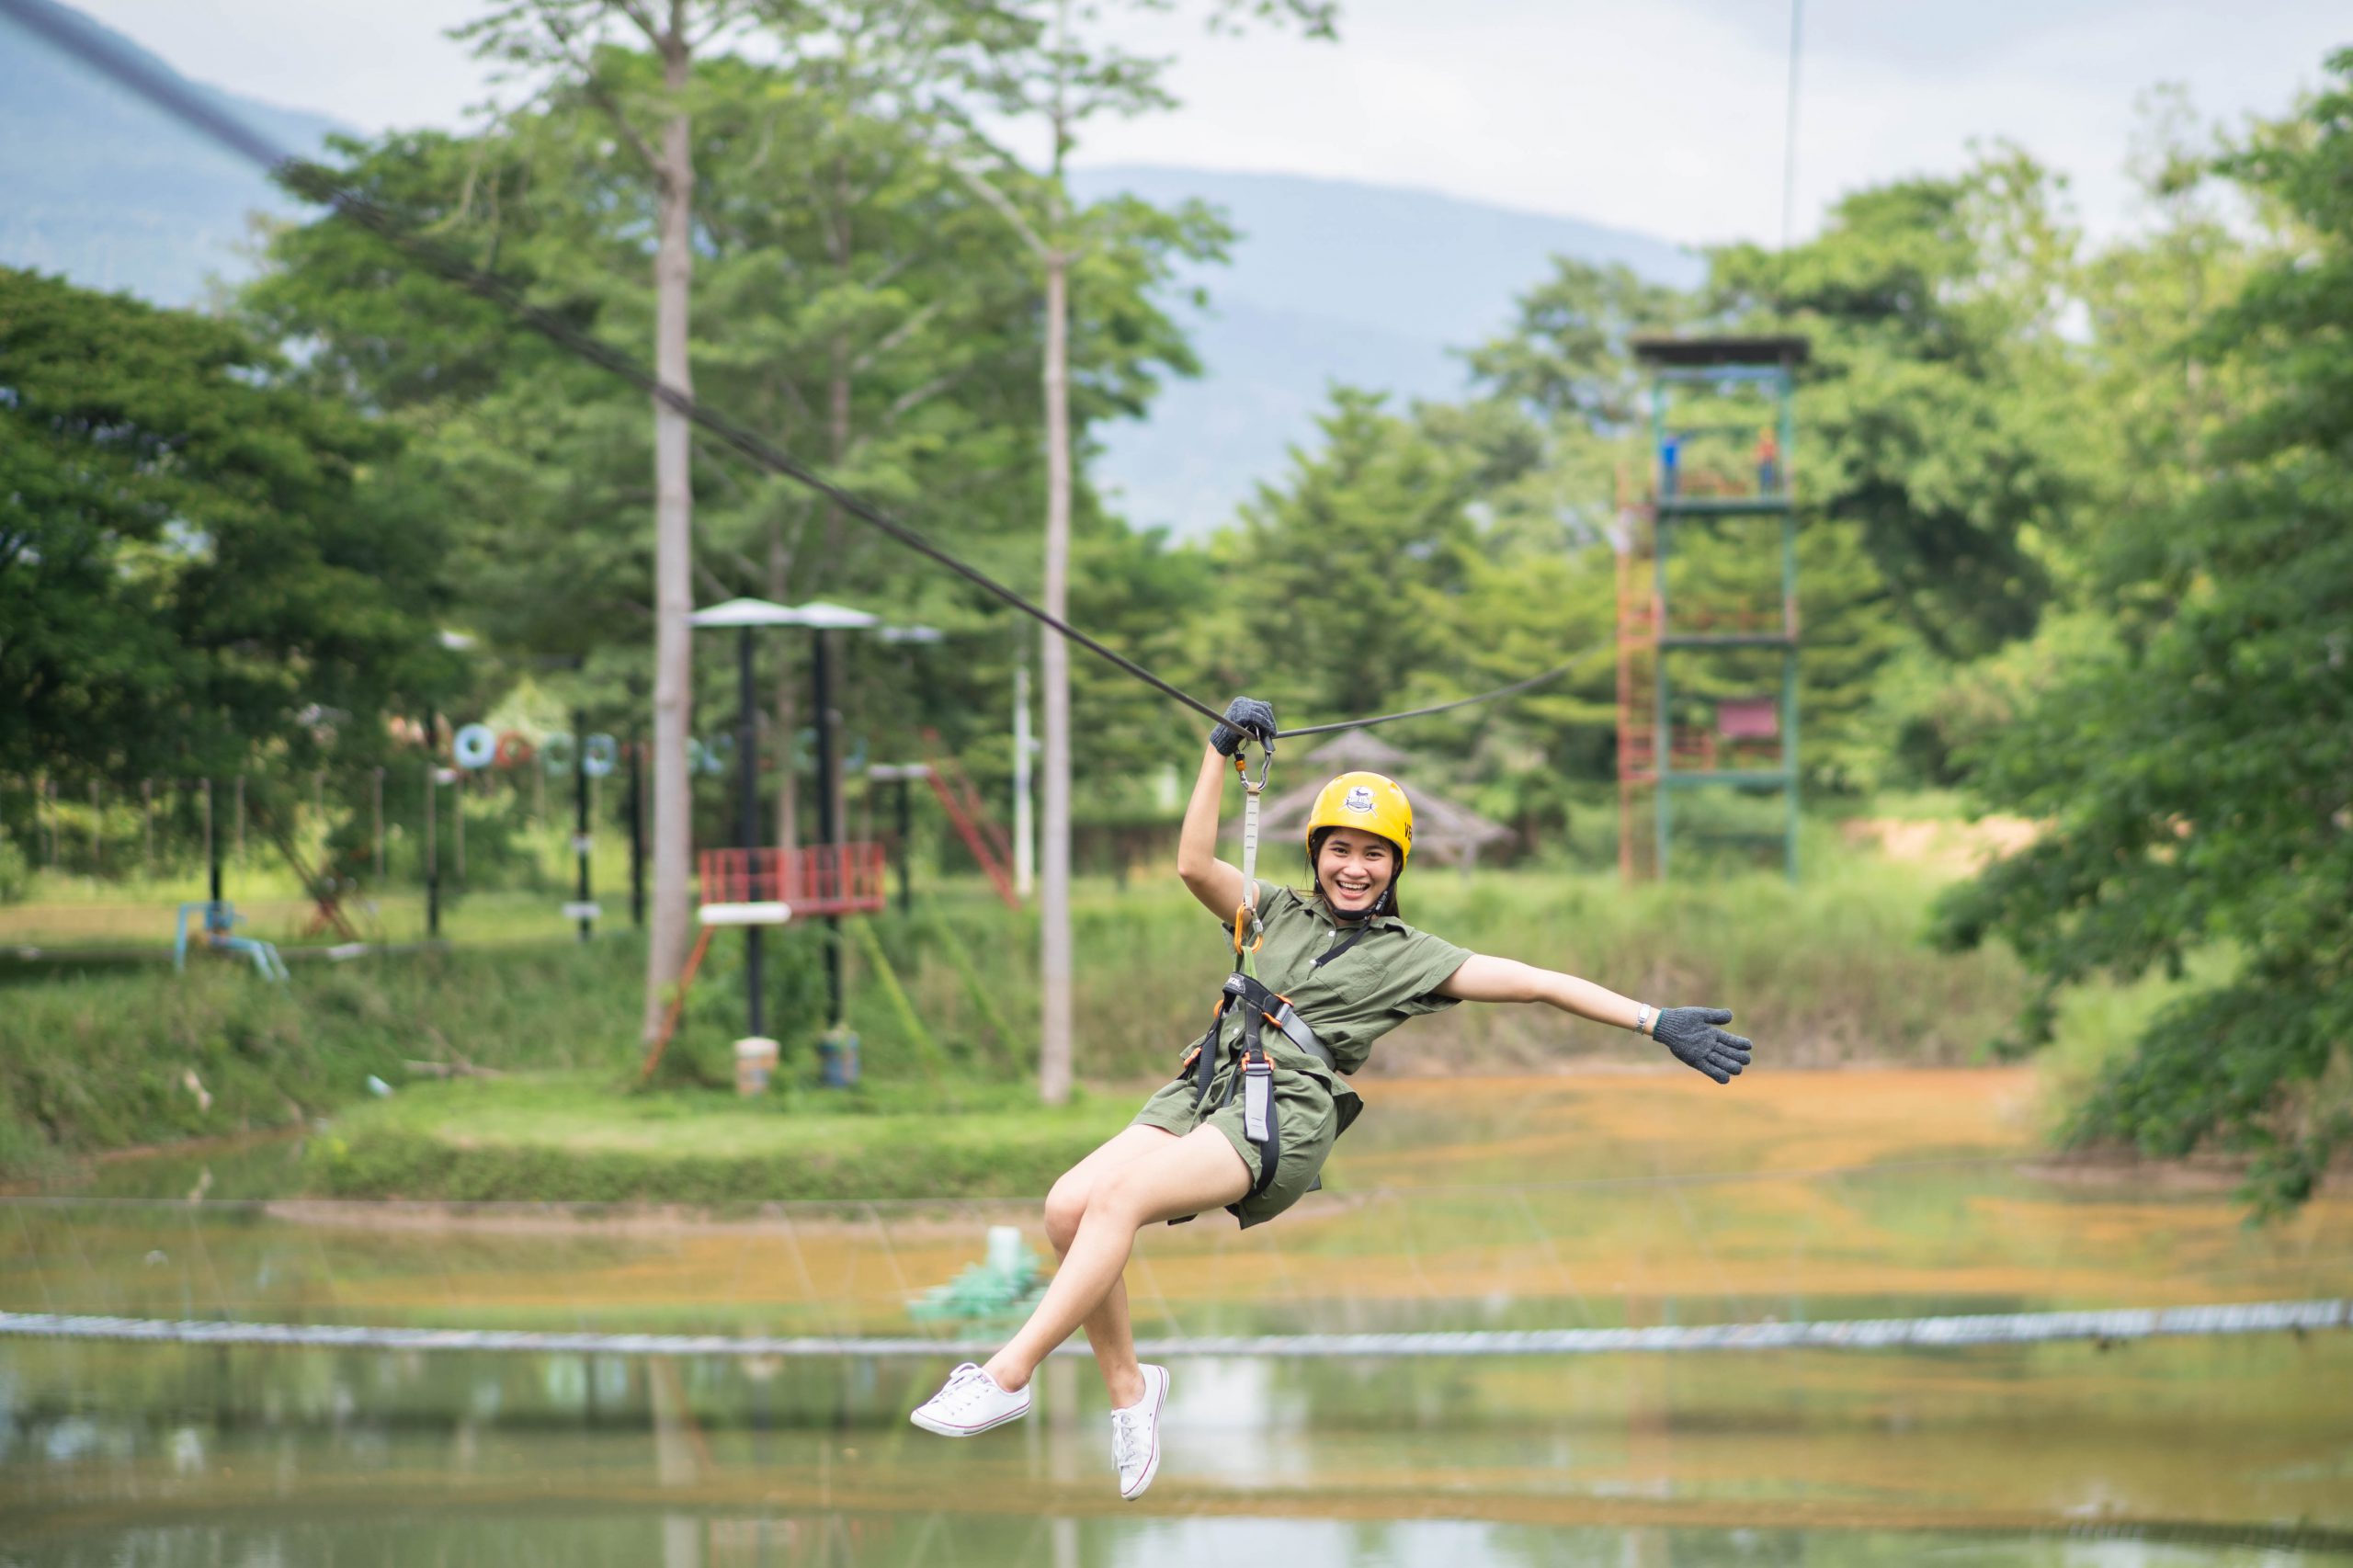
left=1307, top=825, right=1404, bottom=922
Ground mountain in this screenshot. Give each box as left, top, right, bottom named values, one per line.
left=0, top=0, right=346, bottom=306
left=0, top=2, right=1700, bottom=537
left=1070, top=166, right=1702, bottom=536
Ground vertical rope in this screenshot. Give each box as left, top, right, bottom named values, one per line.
left=1781, top=0, right=1805, bottom=250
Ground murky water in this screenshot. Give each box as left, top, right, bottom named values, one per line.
left=6, top=1070, right=2351, bottom=1562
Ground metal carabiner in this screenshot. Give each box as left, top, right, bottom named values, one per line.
left=1230, top=739, right=1275, bottom=794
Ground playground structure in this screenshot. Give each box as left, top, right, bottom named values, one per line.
left=1618, top=335, right=1809, bottom=882
left=171, top=900, right=289, bottom=983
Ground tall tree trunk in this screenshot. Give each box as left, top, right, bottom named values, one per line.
left=641, top=41, right=697, bottom=1043
left=1039, top=245, right=1074, bottom=1106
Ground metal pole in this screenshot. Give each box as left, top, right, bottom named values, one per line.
left=896, top=776, right=914, bottom=918
left=424, top=709, right=439, bottom=939
left=737, top=629, right=764, bottom=1040
left=1013, top=651, right=1035, bottom=898
left=1650, top=381, right=1674, bottom=881
left=574, top=708, right=592, bottom=944
left=1780, top=356, right=1802, bottom=883
left=812, top=630, right=841, bottom=1028
left=205, top=779, right=222, bottom=904
left=629, top=735, right=646, bottom=930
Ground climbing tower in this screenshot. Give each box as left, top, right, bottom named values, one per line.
left=1616, top=335, right=1808, bottom=882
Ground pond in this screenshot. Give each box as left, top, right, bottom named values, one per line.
left=6, top=1069, right=2350, bottom=1562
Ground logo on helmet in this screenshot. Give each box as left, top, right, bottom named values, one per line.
left=1342, top=786, right=1376, bottom=813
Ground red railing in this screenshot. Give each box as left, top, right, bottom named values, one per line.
left=698, top=844, right=888, bottom=916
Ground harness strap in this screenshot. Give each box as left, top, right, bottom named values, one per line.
left=1312, top=919, right=1376, bottom=970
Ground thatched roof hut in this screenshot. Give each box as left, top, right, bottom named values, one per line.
left=1246, top=731, right=1514, bottom=870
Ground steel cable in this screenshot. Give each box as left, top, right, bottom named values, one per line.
left=4, top=0, right=1581, bottom=743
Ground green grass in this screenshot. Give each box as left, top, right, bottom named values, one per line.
left=303, top=1073, right=1123, bottom=1203
left=5, top=835, right=2163, bottom=1197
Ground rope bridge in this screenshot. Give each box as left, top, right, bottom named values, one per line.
left=5, top=1298, right=2343, bottom=1360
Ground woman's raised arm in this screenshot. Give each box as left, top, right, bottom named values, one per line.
left=1176, top=698, right=1275, bottom=920
left=1176, top=744, right=1248, bottom=919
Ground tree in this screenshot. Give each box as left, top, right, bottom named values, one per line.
left=1208, top=390, right=1478, bottom=722
left=954, top=0, right=1335, bottom=1105
left=461, top=0, right=773, bottom=1042
left=238, top=35, right=1225, bottom=987
left=0, top=267, right=449, bottom=811
left=1709, top=151, right=2097, bottom=663
left=1935, top=56, right=2353, bottom=1214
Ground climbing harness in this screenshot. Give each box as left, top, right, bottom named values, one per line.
left=1166, top=740, right=1381, bottom=1221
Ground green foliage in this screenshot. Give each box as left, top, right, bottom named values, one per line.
left=1937, top=56, right=2353, bottom=1214
left=237, top=39, right=1221, bottom=821
left=1205, top=389, right=1482, bottom=722
left=1710, top=151, right=2098, bottom=663
left=0, top=268, right=453, bottom=801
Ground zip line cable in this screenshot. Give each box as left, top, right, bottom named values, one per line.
left=5, top=0, right=1580, bottom=744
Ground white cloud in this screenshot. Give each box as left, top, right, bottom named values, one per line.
left=61, top=0, right=2352, bottom=244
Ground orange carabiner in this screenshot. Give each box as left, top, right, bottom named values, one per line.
left=1232, top=903, right=1264, bottom=957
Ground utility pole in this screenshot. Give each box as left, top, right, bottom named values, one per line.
left=1013, top=651, right=1036, bottom=899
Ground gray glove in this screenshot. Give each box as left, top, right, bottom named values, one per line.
left=1210, top=696, right=1277, bottom=757
left=1653, top=1006, right=1752, bottom=1084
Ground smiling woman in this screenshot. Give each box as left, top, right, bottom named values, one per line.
left=906, top=693, right=1756, bottom=1500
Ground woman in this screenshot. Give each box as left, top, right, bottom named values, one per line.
left=911, top=698, right=1754, bottom=1498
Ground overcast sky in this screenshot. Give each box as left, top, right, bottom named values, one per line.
left=62, top=0, right=2350, bottom=246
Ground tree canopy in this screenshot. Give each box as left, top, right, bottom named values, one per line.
left=0, top=267, right=451, bottom=797
left=1935, top=56, right=2353, bottom=1212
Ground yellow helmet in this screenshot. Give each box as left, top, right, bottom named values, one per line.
left=1304, top=771, right=1415, bottom=869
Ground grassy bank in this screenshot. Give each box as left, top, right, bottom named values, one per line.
left=303, top=1074, right=1120, bottom=1203
left=5, top=845, right=2063, bottom=1190
left=0, top=941, right=657, bottom=1180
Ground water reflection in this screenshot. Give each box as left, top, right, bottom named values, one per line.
left=5, top=1338, right=2349, bottom=1564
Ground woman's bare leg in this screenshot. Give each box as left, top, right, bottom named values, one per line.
left=985, top=1127, right=1248, bottom=1392
left=1040, top=1126, right=1177, bottom=1405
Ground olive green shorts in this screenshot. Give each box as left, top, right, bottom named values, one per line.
left=1130, top=1057, right=1354, bottom=1229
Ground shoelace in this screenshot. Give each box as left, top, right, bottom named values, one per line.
left=1110, top=1405, right=1150, bottom=1472
left=939, top=1364, right=997, bottom=1414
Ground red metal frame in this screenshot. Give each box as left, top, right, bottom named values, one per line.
left=917, top=730, right=1021, bottom=910
left=698, top=844, right=888, bottom=916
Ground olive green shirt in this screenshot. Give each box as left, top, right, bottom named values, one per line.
left=1216, top=881, right=1473, bottom=1076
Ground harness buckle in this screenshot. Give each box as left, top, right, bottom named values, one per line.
left=1242, top=1051, right=1273, bottom=1143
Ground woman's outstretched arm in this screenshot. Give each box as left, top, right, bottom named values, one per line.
left=1435, top=954, right=1644, bottom=1028
left=1435, top=955, right=1754, bottom=1083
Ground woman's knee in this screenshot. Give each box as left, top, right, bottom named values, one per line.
left=1085, top=1163, right=1160, bottom=1228
left=1042, top=1176, right=1090, bottom=1254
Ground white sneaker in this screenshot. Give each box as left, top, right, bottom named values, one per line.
left=909, top=1363, right=1031, bottom=1437
left=1110, top=1364, right=1169, bottom=1500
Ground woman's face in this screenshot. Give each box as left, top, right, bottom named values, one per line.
left=1316, top=827, right=1397, bottom=915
